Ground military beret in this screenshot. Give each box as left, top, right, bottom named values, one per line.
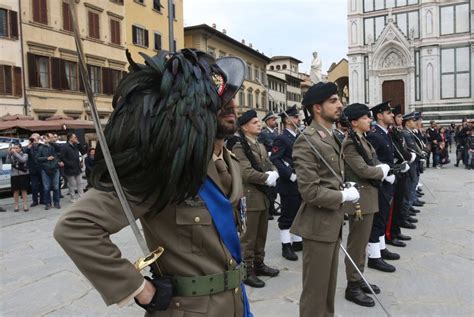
left=262, top=111, right=278, bottom=122
left=392, top=104, right=402, bottom=116
left=402, top=111, right=416, bottom=121
left=370, top=100, right=392, bottom=116
left=279, top=105, right=299, bottom=118
left=302, top=82, right=338, bottom=107
left=215, top=56, right=246, bottom=106
left=343, top=103, right=371, bottom=121
left=238, top=110, right=258, bottom=126
left=414, top=111, right=423, bottom=121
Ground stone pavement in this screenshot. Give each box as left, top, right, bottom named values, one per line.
left=0, top=163, right=473, bottom=316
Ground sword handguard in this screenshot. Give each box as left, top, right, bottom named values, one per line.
left=134, top=247, right=165, bottom=272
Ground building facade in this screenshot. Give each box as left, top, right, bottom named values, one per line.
left=267, top=71, right=287, bottom=113
left=348, top=0, right=474, bottom=122
left=21, top=0, right=128, bottom=121
left=267, top=56, right=303, bottom=109
left=125, top=0, right=183, bottom=63
left=184, top=24, right=271, bottom=117
left=327, top=58, right=349, bottom=105
left=0, top=0, right=24, bottom=115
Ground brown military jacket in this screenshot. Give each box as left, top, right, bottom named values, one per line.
left=342, top=135, right=383, bottom=215
left=54, top=148, right=245, bottom=317
left=232, top=136, right=275, bottom=212
left=290, top=121, right=345, bottom=243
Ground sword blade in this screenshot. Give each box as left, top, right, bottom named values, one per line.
left=68, top=1, right=151, bottom=257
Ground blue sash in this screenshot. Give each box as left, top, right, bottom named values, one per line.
left=199, top=177, right=253, bottom=317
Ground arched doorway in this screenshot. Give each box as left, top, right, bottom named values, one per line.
left=382, top=80, right=405, bottom=113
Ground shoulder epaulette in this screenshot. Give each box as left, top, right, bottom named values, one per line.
left=303, top=126, right=316, bottom=136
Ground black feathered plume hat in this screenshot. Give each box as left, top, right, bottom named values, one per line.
left=91, top=49, right=243, bottom=213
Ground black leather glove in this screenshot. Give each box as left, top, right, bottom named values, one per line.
left=134, top=276, right=173, bottom=313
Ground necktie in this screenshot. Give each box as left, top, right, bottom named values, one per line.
left=215, top=158, right=232, bottom=196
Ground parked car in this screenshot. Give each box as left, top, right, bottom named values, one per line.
left=0, top=163, right=11, bottom=191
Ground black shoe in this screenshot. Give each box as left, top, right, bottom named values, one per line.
left=409, top=211, right=417, bottom=217
left=0, top=207, right=6, bottom=212
left=45, top=204, right=52, bottom=210
left=400, top=221, right=417, bottom=229
left=268, top=214, right=274, bottom=220
left=368, top=258, right=396, bottom=272
left=386, top=238, right=406, bottom=247
left=417, top=191, right=425, bottom=196
left=54, top=204, right=61, bottom=209
left=30, top=202, right=39, bottom=207
left=395, top=233, right=412, bottom=241
left=282, top=243, right=298, bottom=261
left=243, top=273, right=265, bottom=288
left=345, top=282, right=375, bottom=307
left=359, top=280, right=381, bottom=294
left=409, top=207, right=421, bottom=213
left=416, top=192, right=423, bottom=198
left=454, top=163, right=459, bottom=167
left=407, top=216, right=418, bottom=223
left=292, top=241, right=303, bottom=252
left=412, top=201, right=424, bottom=207
left=416, top=199, right=426, bottom=204
left=254, top=262, right=279, bottom=277
left=381, top=248, right=400, bottom=260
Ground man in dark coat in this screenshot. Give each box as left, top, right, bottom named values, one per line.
left=61, top=133, right=87, bottom=203
left=24, top=133, right=44, bottom=206
left=365, top=101, right=399, bottom=273
left=270, top=105, right=302, bottom=261
left=37, top=133, right=62, bottom=210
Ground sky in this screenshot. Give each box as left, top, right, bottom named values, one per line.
left=183, top=0, right=348, bottom=74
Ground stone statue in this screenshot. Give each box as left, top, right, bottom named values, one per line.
left=310, top=51, right=322, bottom=84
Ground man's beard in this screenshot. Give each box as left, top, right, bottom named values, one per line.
left=216, top=109, right=238, bottom=139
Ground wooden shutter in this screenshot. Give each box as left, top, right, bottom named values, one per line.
left=51, top=57, right=62, bottom=90
left=132, top=25, right=137, bottom=44
left=9, top=11, right=18, bottom=38
left=60, top=60, right=68, bottom=90
left=32, top=0, right=40, bottom=23
left=0, top=66, right=4, bottom=94
left=154, top=33, right=162, bottom=50
left=144, top=29, right=149, bottom=47
left=110, top=20, right=120, bottom=45
left=88, top=11, right=99, bottom=38
left=4, top=66, right=12, bottom=95
left=40, top=0, right=48, bottom=24
left=62, top=2, right=72, bottom=31
left=14, top=67, right=22, bottom=97
left=27, top=53, right=38, bottom=88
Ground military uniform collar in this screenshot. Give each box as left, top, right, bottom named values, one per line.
left=311, top=121, right=333, bottom=139
left=266, top=127, right=275, bottom=133
left=285, top=128, right=297, bottom=137
left=375, top=123, right=388, bottom=134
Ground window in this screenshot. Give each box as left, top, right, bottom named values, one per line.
left=89, top=65, right=101, bottom=94
left=0, top=9, right=19, bottom=39
left=395, top=11, right=419, bottom=38
left=36, top=56, right=50, bottom=88
left=207, top=46, right=216, bottom=57
left=364, top=56, right=369, bottom=103
left=254, top=67, right=260, bottom=81
left=172, top=3, right=176, bottom=20
left=110, top=0, right=124, bottom=4
left=154, top=32, right=162, bottom=50
left=135, top=0, right=145, bottom=4
left=239, top=90, right=245, bottom=106
left=261, top=95, right=265, bottom=110
left=441, top=47, right=470, bottom=99
left=415, top=51, right=420, bottom=101
left=364, top=16, right=387, bottom=44
left=64, top=61, right=78, bottom=91
left=364, top=0, right=418, bottom=11
left=153, top=0, right=162, bottom=11
left=88, top=11, right=100, bottom=39
left=0, top=65, right=22, bottom=97
left=110, top=69, right=123, bottom=93
left=32, top=0, right=48, bottom=24
left=247, top=91, right=253, bottom=107
left=62, top=2, right=72, bottom=32
left=246, top=64, right=252, bottom=81
left=110, top=19, right=121, bottom=45
left=132, top=25, right=148, bottom=47
left=255, top=91, right=260, bottom=108
left=440, top=3, right=469, bottom=35
left=260, top=70, right=265, bottom=85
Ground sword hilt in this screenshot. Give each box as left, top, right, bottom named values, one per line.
left=134, top=247, right=165, bottom=272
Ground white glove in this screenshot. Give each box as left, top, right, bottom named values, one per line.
left=409, top=152, right=416, bottom=163
left=385, top=174, right=395, bottom=184
left=376, top=164, right=390, bottom=179
left=265, top=171, right=279, bottom=187
left=341, top=186, right=360, bottom=203
left=290, top=173, right=297, bottom=182
left=401, top=163, right=410, bottom=173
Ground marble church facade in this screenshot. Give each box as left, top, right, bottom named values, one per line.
left=348, top=0, right=473, bottom=123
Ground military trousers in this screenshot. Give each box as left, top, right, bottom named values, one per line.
left=369, top=182, right=394, bottom=243
left=240, top=208, right=268, bottom=266
left=388, top=173, right=407, bottom=238
left=345, top=213, right=374, bottom=282
left=300, top=238, right=340, bottom=317
left=277, top=194, right=301, bottom=230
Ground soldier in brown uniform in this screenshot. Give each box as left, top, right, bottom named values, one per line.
left=54, top=52, right=255, bottom=316
left=291, top=82, right=361, bottom=317
left=232, top=110, right=280, bottom=288
left=341, top=103, right=392, bottom=307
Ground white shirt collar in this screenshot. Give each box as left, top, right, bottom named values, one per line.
left=286, top=128, right=297, bottom=137
left=267, top=127, right=275, bottom=133
left=376, top=123, right=388, bottom=134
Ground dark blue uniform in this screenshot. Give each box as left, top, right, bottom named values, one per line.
left=270, top=129, right=301, bottom=230
left=366, top=124, right=395, bottom=243
left=258, top=127, right=278, bottom=153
